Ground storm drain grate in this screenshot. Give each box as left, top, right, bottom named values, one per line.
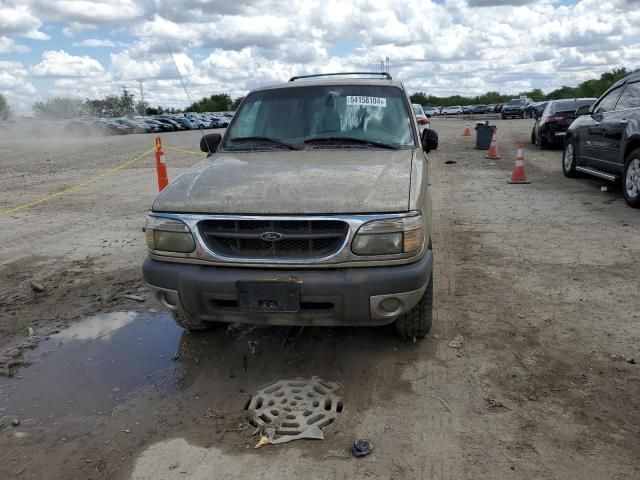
left=246, top=376, right=343, bottom=436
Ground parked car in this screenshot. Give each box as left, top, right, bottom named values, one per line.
left=472, top=104, right=489, bottom=114
left=142, top=72, right=439, bottom=338
left=462, top=105, right=473, bottom=114
left=156, top=118, right=182, bottom=130
left=422, top=106, right=439, bottom=117
left=146, top=119, right=174, bottom=132
left=94, top=119, right=130, bottom=135
left=412, top=103, right=430, bottom=127
left=532, top=101, right=549, bottom=119
left=171, top=117, right=198, bottom=130
left=531, top=98, right=595, bottom=149
left=563, top=71, right=640, bottom=207
left=501, top=99, right=530, bottom=119
left=441, top=106, right=463, bottom=115
left=114, top=118, right=151, bottom=134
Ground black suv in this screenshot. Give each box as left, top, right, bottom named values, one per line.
left=501, top=98, right=533, bottom=119
left=563, top=70, right=640, bottom=208
left=532, top=98, right=595, bottom=149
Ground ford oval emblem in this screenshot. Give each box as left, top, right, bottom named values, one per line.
left=260, top=231, right=283, bottom=241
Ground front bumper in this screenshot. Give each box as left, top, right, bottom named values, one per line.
left=502, top=109, right=524, bottom=117
left=143, top=251, right=432, bottom=327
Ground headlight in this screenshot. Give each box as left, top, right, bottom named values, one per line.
left=352, top=214, right=424, bottom=255
left=145, top=216, right=195, bottom=253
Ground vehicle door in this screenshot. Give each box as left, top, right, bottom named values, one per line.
left=579, top=85, right=623, bottom=167
left=599, top=81, right=640, bottom=173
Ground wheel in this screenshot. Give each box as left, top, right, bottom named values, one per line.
left=531, top=127, right=536, bottom=144
left=171, top=310, right=213, bottom=332
left=623, top=150, right=640, bottom=208
left=562, top=138, right=578, bottom=177
left=537, top=131, right=548, bottom=149
left=394, top=274, right=433, bottom=339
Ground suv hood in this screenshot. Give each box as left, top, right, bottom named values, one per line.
left=152, top=149, right=414, bottom=214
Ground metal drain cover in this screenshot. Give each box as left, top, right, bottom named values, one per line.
left=247, top=376, right=343, bottom=437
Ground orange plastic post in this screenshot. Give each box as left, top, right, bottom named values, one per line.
left=155, top=136, right=169, bottom=191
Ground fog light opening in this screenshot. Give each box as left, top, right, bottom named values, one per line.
left=158, top=291, right=178, bottom=310
left=380, top=297, right=401, bottom=314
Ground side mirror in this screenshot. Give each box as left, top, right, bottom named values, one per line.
left=421, top=128, right=438, bottom=153
left=200, top=133, right=222, bottom=153
left=575, top=104, right=591, bottom=116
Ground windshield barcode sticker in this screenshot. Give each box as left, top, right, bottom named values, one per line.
left=346, top=96, right=387, bottom=107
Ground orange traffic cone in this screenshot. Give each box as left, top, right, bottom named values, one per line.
left=463, top=123, right=471, bottom=136
left=155, top=136, right=169, bottom=191
left=485, top=127, right=501, bottom=159
left=508, top=144, right=530, bottom=184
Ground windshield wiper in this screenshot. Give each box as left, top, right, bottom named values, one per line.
left=228, top=136, right=299, bottom=150
left=303, top=136, right=400, bottom=150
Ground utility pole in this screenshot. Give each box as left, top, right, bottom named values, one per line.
left=136, top=79, right=145, bottom=110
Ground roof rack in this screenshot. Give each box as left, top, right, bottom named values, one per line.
left=289, top=72, right=393, bottom=82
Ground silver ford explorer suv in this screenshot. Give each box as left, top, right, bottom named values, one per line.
left=142, top=72, right=438, bottom=338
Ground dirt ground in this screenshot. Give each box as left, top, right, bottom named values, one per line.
left=0, top=119, right=638, bottom=479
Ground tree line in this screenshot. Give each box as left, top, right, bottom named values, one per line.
left=185, top=93, right=244, bottom=113
left=410, top=68, right=630, bottom=107
left=26, top=90, right=243, bottom=119
left=29, top=89, right=180, bottom=119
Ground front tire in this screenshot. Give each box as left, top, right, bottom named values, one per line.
left=563, top=138, right=578, bottom=177
left=537, top=130, right=548, bottom=150
left=171, top=310, right=213, bottom=332
left=531, top=127, right=536, bottom=145
left=623, top=150, right=640, bottom=208
left=394, top=274, right=433, bottom=339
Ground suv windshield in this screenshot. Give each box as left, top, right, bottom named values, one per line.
left=222, top=85, right=416, bottom=151
left=506, top=100, right=525, bottom=107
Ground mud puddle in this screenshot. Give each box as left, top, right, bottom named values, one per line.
left=0, top=311, right=182, bottom=422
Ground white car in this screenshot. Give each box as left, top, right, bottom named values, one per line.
left=412, top=103, right=430, bottom=128
left=423, top=107, right=440, bottom=116
left=441, top=106, right=463, bottom=115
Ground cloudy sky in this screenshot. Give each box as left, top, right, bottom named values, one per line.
left=1, top=0, right=639, bottom=114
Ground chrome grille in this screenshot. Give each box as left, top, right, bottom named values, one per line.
left=198, top=219, right=348, bottom=259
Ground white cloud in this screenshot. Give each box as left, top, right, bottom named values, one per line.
left=73, top=38, right=116, bottom=47
left=1, top=0, right=640, bottom=112
left=31, top=50, right=105, bottom=78
left=62, top=22, right=97, bottom=38
left=32, top=0, right=143, bottom=24
left=0, top=4, right=48, bottom=39
left=0, top=61, right=37, bottom=114
left=0, top=36, right=29, bottom=53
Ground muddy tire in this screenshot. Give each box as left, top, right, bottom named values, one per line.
left=394, top=274, right=433, bottom=339
left=171, top=310, right=212, bottom=332
left=531, top=127, right=536, bottom=145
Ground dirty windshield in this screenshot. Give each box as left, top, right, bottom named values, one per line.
left=222, top=85, right=415, bottom=150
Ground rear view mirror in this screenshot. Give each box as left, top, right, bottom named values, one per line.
left=575, top=104, right=591, bottom=116
left=200, top=133, right=222, bottom=153
left=421, top=129, right=438, bottom=153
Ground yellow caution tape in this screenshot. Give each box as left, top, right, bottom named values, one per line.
left=164, top=145, right=206, bottom=157
left=0, top=147, right=155, bottom=217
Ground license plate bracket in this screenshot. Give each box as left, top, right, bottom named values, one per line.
left=237, top=281, right=300, bottom=312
